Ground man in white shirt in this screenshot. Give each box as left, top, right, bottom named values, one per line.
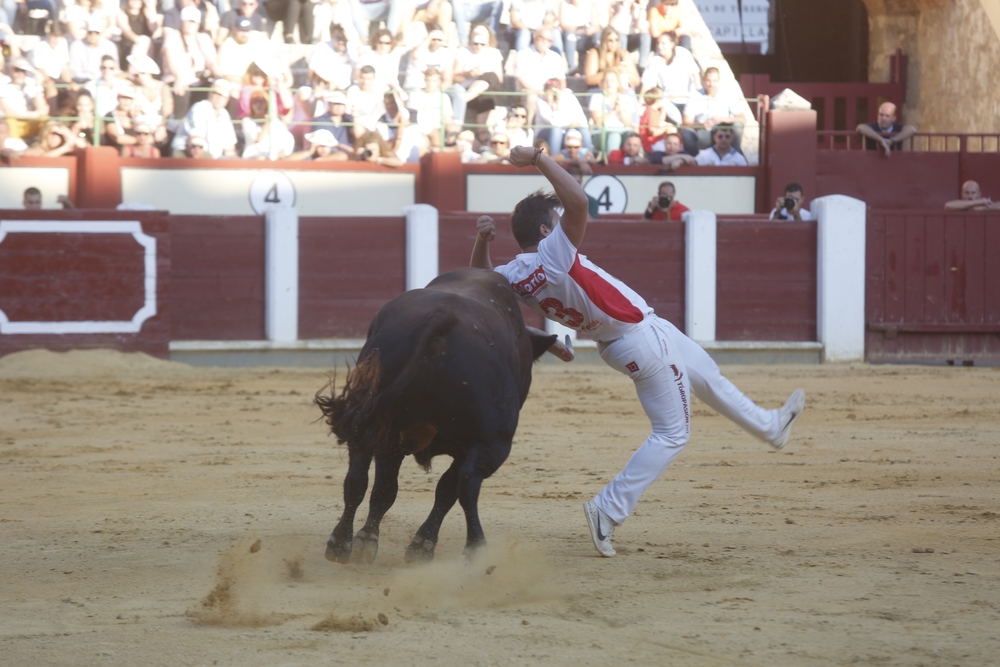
left=470, top=144, right=806, bottom=559
left=309, top=26, right=356, bottom=91
left=681, top=66, right=749, bottom=154
left=515, top=27, right=566, bottom=125
left=170, top=79, right=237, bottom=158
left=639, top=32, right=698, bottom=107
left=217, top=16, right=272, bottom=83
left=695, top=125, right=748, bottom=167
left=769, top=183, right=814, bottom=221
left=68, top=19, right=119, bottom=83
left=347, top=65, right=387, bottom=131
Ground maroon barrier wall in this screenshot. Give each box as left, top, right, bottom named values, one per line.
left=169, top=216, right=264, bottom=341
left=0, top=209, right=171, bottom=359
left=299, top=217, right=406, bottom=339
left=816, top=151, right=961, bottom=209
left=866, top=210, right=1000, bottom=363
left=716, top=217, right=817, bottom=341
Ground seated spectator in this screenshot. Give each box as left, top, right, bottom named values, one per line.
left=637, top=87, right=679, bottom=155
left=552, top=127, right=596, bottom=168
left=647, top=0, right=689, bottom=51
left=640, top=32, right=698, bottom=110
left=162, top=0, right=219, bottom=42
left=695, top=124, right=747, bottom=166
left=347, top=64, right=386, bottom=130
left=452, top=22, right=503, bottom=125
left=241, top=90, right=295, bottom=158
left=162, top=6, right=219, bottom=117
left=404, top=25, right=465, bottom=121
left=479, top=129, right=510, bottom=163
left=349, top=0, right=406, bottom=40
left=309, top=25, right=356, bottom=91
left=607, top=132, right=647, bottom=165
left=856, top=102, right=917, bottom=157
left=503, top=105, right=533, bottom=149
left=68, top=17, right=119, bottom=83
left=769, top=182, right=813, bottom=221
left=681, top=66, right=749, bottom=154
left=558, top=0, right=599, bottom=73
left=116, top=0, right=159, bottom=64
left=291, top=69, right=340, bottom=144
left=170, top=79, right=237, bottom=158
left=584, top=26, right=639, bottom=90
left=66, top=0, right=110, bottom=42
left=103, top=83, right=141, bottom=149
left=534, top=78, right=592, bottom=155
left=515, top=27, right=566, bottom=123
left=655, top=131, right=695, bottom=170
left=356, top=29, right=404, bottom=92
left=309, top=91, right=355, bottom=154
left=236, top=61, right=293, bottom=120
left=605, top=0, right=650, bottom=70
left=23, top=121, right=85, bottom=156
left=353, top=128, right=403, bottom=166
left=377, top=88, right=424, bottom=161
left=452, top=0, right=503, bottom=46
left=1, top=57, right=49, bottom=142
left=29, top=21, right=73, bottom=110
left=64, top=89, right=97, bottom=146
left=408, top=65, right=453, bottom=150
left=217, top=16, right=275, bottom=84
left=510, top=0, right=562, bottom=55
left=217, top=0, right=269, bottom=46
left=944, top=180, right=996, bottom=211
left=588, top=68, right=635, bottom=154
left=120, top=120, right=161, bottom=157
left=284, top=128, right=350, bottom=160
left=129, top=54, right=172, bottom=145
left=87, top=54, right=126, bottom=116
left=184, top=132, right=208, bottom=157
left=454, top=128, right=483, bottom=162
left=642, top=180, right=689, bottom=221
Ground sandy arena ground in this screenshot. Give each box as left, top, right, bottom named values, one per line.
left=1, top=349, right=998, bottom=667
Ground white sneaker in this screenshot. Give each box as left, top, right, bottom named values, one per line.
left=583, top=500, right=617, bottom=557
left=770, top=389, right=806, bottom=449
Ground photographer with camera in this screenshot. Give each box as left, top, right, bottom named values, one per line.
left=643, top=180, right=689, bottom=221
left=769, top=183, right=813, bottom=221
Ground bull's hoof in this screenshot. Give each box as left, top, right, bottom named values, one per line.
left=325, top=536, right=352, bottom=564
left=350, top=529, right=379, bottom=564
left=404, top=537, right=436, bottom=563
left=463, top=540, right=487, bottom=563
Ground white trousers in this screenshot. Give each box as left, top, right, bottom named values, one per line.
left=594, top=318, right=782, bottom=524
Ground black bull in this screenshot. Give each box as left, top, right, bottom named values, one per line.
left=315, top=268, right=557, bottom=563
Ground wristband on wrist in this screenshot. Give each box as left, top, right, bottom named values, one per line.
left=531, top=147, right=543, bottom=166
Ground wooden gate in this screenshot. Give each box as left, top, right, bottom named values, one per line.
left=866, top=210, right=1000, bottom=363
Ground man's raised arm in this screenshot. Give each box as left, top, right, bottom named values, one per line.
left=509, top=145, right=590, bottom=248
left=470, top=215, right=496, bottom=269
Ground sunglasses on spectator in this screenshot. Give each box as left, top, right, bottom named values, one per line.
left=491, top=140, right=508, bottom=145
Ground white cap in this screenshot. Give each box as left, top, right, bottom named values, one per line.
left=86, top=17, right=104, bottom=32
left=127, top=54, right=161, bottom=75
left=305, top=129, right=337, bottom=147
left=180, top=6, right=201, bottom=23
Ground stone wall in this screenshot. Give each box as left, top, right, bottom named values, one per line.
left=862, top=0, right=1000, bottom=132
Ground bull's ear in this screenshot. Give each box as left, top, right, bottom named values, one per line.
left=529, top=333, right=559, bottom=360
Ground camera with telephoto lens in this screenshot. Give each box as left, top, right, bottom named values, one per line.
left=658, top=195, right=672, bottom=208
left=783, top=197, right=797, bottom=210
left=362, top=148, right=373, bottom=159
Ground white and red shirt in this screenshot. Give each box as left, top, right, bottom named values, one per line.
left=494, top=223, right=653, bottom=343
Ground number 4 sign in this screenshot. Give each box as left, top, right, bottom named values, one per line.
left=582, top=175, right=628, bottom=214
left=249, top=171, right=296, bottom=215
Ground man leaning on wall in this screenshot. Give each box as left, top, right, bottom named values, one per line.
left=944, top=181, right=995, bottom=211
left=856, top=102, right=917, bottom=157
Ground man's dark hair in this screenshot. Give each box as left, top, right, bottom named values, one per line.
left=360, top=64, right=376, bottom=76
left=784, top=182, right=803, bottom=194
left=24, top=187, right=41, bottom=197
left=100, top=55, right=115, bottom=65
left=511, top=190, right=561, bottom=249
left=658, top=181, right=675, bottom=194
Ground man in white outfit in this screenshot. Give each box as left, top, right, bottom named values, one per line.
left=470, top=144, right=806, bottom=558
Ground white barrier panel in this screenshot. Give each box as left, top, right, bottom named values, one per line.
left=264, top=208, right=299, bottom=342
left=814, top=195, right=866, bottom=362
left=404, top=204, right=439, bottom=290
left=684, top=210, right=717, bottom=342
left=0, top=167, right=71, bottom=209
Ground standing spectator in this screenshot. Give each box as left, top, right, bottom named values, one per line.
left=637, top=87, right=679, bottom=155
left=583, top=27, right=639, bottom=90
left=695, top=124, right=747, bottom=166
left=647, top=0, right=688, bottom=51
left=559, top=0, right=598, bottom=74
left=944, top=181, right=996, bottom=211
left=355, top=28, right=404, bottom=92
left=534, top=78, right=591, bottom=155
left=588, top=68, right=634, bottom=154
left=170, top=78, right=237, bottom=158
left=346, top=63, right=386, bottom=130
left=856, top=102, right=917, bottom=157
left=509, top=0, right=561, bottom=55
left=162, top=5, right=219, bottom=117
left=217, top=17, right=275, bottom=84
left=309, top=24, right=356, bottom=91
left=240, top=89, right=295, bottom=158
left=681, top=66, right=749, bottom=155
left=452, top=22, right=503, bottom=125
left=642, top=180, right=689, bottom=220
left=607, top=131, right=647, bottom=165
left=217, top=0, right=269, bottom=46
left=515, top=27, right=565, bottom=124
left=452, top=0, right=503, bottom=47
left=769, top=182, right=813, bottom=221
left=68, top=17, right=119, bottom=83
left=1, top=57, right=49, bottom=142
left=655, top=131, right=694, bottom=169
left=116, top=0, right=159, bottom=64
left=87, top=54, right=126, bottom=116
left=120, top=120, right=161, bottom=157
left=639, top=31, right=698, bottom=109
left=285, top=128, right=348, bottom=160
left=504, top=104, right=533, bottom=148
left=349, top=0, right=406, bottom=41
